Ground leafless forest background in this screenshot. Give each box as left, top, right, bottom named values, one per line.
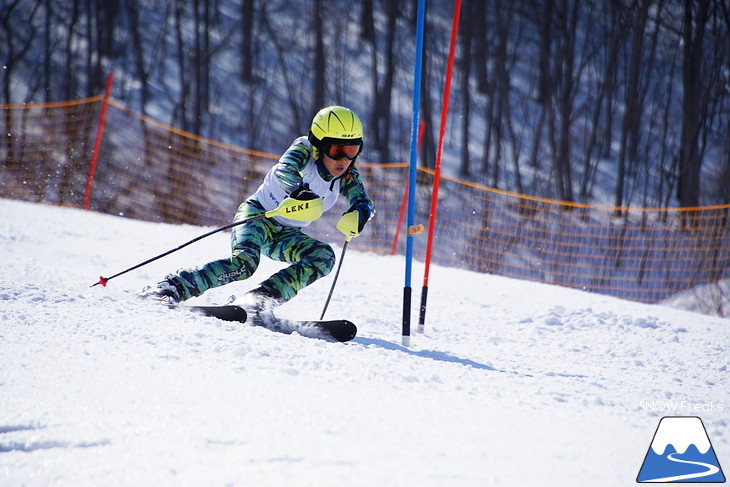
left=2, top=0, right=730, bottom=208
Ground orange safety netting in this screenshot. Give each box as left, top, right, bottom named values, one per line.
left=2, top=97, right=729, bottom=304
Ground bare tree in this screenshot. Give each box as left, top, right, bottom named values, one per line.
left=579, top=0, right=624, bottom=202
left=1, top=1, right=39, bottom=106
left=191, top=0, right=210, bottom=136
left=312, top=0, right=325, bottom=112
left=458, top=0, right=473, bottom=178
left=615, top=0, right=651, bottom=210
left=363, top=0, right=399, bottom=163
left=536, top=0, right=555, bottom=105
left=124, top=0, right=151, bottom=115
left=241, top=0, right=255, bottom=84
left=84, top=0, right=120, bottom=97
left=678, top=0, right=710, bottom=210
left=549, top=0, right=578, bottom=202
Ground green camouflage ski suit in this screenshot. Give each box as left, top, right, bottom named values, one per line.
left=169, top=136, right=374, bottom=302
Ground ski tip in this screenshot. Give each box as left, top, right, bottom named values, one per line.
left=327, top=319, right=357, bottom=342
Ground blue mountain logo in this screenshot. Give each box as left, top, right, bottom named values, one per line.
left=637, top=416, right=725, bottom=483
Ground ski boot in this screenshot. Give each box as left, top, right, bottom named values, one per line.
left=244, top=286, right=285, bottom=324
left=137, top=275, right=184, bottom=304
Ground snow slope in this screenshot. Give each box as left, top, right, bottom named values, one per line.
left=1, top=198, right=728, bottom=486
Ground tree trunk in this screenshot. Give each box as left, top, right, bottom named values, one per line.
left=615, top=0, right=649, bottom=210
left=312, top=0, right=325, bottom=113
left=678, top=0, right=709, bottom=209
left=125, top=0, right=149, bottom=115
left=553, top=0, right=576, bottom=202
left=241, top=0, right=255, bottom=84
left=536, top=0, right=555, bottom=105
left=459, top=0, right=473, bottom=178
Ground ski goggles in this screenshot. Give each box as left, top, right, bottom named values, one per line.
left=324, top=143, right=362, bottom=161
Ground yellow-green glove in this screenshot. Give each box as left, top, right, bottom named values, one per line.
left=337, top=210, right=361, bottom=241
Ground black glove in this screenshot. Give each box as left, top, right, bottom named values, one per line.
left=290, top=184, right=318, bottom=201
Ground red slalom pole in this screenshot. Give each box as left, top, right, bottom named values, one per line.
left=418, top=0, right=462, bottom=333
left=83, top=72, right=114, bottom=210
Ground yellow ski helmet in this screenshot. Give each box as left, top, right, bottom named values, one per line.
left=308, top=106, right=363, bottom=159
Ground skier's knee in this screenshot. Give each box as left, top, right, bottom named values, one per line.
left=231, top=251, right=260, bottom=281
left=230, top=251, right=259, bottom=280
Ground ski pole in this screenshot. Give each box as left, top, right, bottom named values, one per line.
left=320, top=238, right=350, bottom=320
left=91, top=197, right=324, bottom=287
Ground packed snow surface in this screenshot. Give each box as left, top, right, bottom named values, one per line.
left=1, top=198, right=727, bottom=486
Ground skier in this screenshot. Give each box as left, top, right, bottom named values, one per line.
left=139, top=105, right=374, bottom=316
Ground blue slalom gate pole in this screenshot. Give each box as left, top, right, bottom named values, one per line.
left=403, top=0, right=426, bottom=347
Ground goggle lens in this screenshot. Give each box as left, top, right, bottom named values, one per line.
left=325, top=144, right=361, bottom=160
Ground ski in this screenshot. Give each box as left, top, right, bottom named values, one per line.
left=181, top=304, right=356, bottom=342
left=185, top=304, right=248, bottom=323
left=250, top=314, right=357, bottom=342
